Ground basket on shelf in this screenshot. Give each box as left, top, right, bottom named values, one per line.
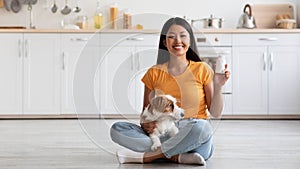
left=275, top=14, right=296, bottom=29
left=276, top=19, right=296, bottom=29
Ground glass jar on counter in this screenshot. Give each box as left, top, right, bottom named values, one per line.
left=123, top=9, right=132, bottom=29
left=76, top=16, right=88, bottom=29
left=110, top=3, right=118, bottom=29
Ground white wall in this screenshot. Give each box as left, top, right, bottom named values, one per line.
left=0, top=0, right=297, bottom=29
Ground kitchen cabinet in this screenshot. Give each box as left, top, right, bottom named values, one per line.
left=98, top=33, right=158, bottom=116
left=23, top=34, right=61, bottom=114
left=232, top=34, right=300, bottom=115
left=0, top=33, right=61, bottom=115
left=0, top=34, right=23, bottom=114
left=61, top=33, right=100, bottom=116
left=129, top=46, right=158, bottom=113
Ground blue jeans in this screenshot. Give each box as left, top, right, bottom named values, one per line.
left=110, top=118, right=214, bottom=160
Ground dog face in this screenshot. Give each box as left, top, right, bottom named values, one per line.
left=147, top=95, right=184, bottom=121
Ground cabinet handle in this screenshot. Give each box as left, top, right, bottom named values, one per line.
left=269, top=52, right=273, bottom=71
left=126, top=37, right=144, bottom=41
left=70, top=38, right=89, bottom=42
left=131, top=52, right=134, bottom=71
left=258, top=37, right=278, bottom=41
left=137, top=53, right=140, bottom=70
left=18, top=39, right=22, bottom=58
left=263, top=52, right=267, bottom=71
left=197, top=37, right=206, bottom=43
left=222, top=92, right=232, bottom=95
left=62, top=52, right=66, bottom=70
left=25, top=39, right=29, bottom=58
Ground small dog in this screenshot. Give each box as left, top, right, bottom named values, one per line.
left=141, top=95, right=184, bottom=151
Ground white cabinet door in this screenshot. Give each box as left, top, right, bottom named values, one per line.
left=73, top=45, right=100, bottom=116
left=98, top=33, right=159, bottom=116
left=129, top=46, right=157, bottom=114
left=268, top=46, right=300, bottom=115
left=99, top=46, right=134, bottom=115
left=60, top=33, right=96, bottom=114
left=23, top=34, right=60, bottom=114
left=0, top=34, right=23, bottom=114
left=232, top=46, right=268, bottom=115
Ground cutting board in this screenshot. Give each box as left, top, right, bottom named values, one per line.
left=0, top=0, right=4, bottom=8
left=252, top=4, right=295, bottom=28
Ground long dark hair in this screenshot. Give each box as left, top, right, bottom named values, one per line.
left=156, top=17, right=201, bottom=64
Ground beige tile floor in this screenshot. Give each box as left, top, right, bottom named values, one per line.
left=0, top=119, right=299, bottom=169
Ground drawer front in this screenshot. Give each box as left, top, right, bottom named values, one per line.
left=100, top=33, right=159, bottom=47
left=233, top=34, right=300, bottom=46
left=61, top=33, right=98, bottom=46
left=195, top=34, right=232, bottom=47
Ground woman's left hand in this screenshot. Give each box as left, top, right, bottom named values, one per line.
left=214, top=64, right=230, bottom=87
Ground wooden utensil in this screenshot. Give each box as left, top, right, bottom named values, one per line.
left=0, top=0, right=4, bottom=8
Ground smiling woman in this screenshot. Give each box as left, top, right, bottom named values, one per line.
left=164, top=25, right=190, bottom=58
left=110, top=17, right=230, bottom=165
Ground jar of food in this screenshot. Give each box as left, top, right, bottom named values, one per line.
left=76, top=16, right=88, bottom=29
left=123, top=9, right=132, bottom=29
left=110, top=3, right=118, bottom=29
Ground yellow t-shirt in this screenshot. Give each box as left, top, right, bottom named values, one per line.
left=141, top=60, right=214, bottom=119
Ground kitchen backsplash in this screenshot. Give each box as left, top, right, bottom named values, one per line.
left=0, top=0, right=298, bottom=29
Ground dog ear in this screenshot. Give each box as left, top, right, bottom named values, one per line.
left=148, top=104, right=154, bottom=115
left=151, top=96, right=166, bottom=112
left=151, top=96, right=176, bottom=113
left=153, top=89, right=165, bottom=98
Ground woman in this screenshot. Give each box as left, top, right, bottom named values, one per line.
left=110, top=17, right=230, bottom=165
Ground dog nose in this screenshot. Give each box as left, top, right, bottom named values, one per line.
left=180, top=112, right=184, bottom=117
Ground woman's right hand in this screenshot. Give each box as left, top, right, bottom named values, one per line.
left=141, top=121, right=156, bottom=134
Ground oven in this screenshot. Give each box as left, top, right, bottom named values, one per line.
left=195, top=33, right=233, bottom=115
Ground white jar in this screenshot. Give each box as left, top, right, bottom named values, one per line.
left=215, top=55, right=226, bottom=74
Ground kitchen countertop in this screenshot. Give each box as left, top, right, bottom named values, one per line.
left=0, top=28, right=300, bottom=34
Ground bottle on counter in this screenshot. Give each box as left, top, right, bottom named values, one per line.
left=94, top=0, right=103, bottom=29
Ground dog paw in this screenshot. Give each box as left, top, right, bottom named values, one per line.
left=151, top=143, right=161, bottom=151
